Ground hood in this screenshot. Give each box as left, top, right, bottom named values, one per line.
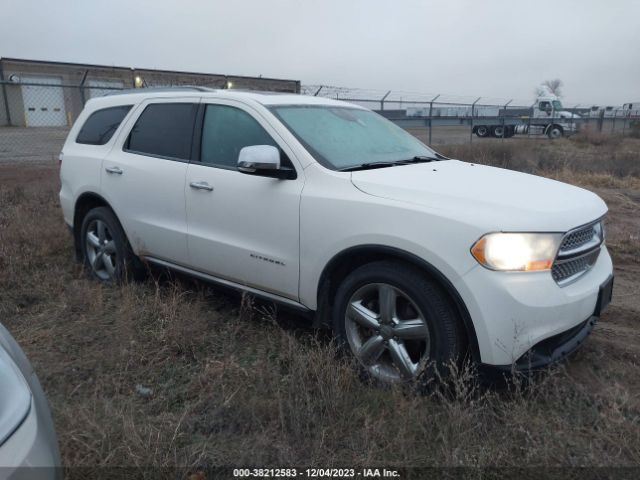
left=350, top=160, right=607, bottom=232
left=559, top=111, right=581, bottom=119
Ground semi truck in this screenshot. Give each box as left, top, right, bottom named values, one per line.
left=473, top=86, right=581, bottom=139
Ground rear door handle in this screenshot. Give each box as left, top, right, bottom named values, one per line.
left=105, top=166, right=123, bottom=175
left=189, top=181, right=214, bottom=191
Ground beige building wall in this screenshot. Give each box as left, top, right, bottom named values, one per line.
left=0, top=58, right=300, bottom=127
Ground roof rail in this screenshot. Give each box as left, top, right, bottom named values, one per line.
left=103, top=86, right=217, bottom=96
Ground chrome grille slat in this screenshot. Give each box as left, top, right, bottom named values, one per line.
left=552, top=219, right=604, bottom=286
left=560, top=225, right=596, bottom=252
left=552, top=249, right=601, bottom=285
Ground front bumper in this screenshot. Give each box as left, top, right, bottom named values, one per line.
left=482, top=315, right=596, bottom=375
left=457, top=245, right=613, bottom=366
left=498, top=272, right=613, bottom=371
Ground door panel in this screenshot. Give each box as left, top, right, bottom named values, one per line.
left=186, top=165, right=302, bottom=298
left=185, top=101, right=303, bottom=300
left=101, top=98, right=198, bottom=265
left=103, top=151, right=189, bottom=263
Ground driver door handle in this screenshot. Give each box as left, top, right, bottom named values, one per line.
left=105, top=166, right=123, bottom=175
left=189, top=181, right=214, bottom=191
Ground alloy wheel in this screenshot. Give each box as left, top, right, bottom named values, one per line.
left=344, top=283, right=431, bottom=383
left=85, top=219, right=117, bottom=281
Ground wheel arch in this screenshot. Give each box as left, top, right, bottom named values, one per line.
left=545, top=123, right=564, bottom=136
left=316, top=244, right=481, bottom=362
left=72, top=192, right=122, bottom=259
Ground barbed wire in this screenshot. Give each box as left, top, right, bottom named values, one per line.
left=300, top=84, right=615, bottom=108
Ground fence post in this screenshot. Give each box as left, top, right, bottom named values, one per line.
left=469, top=97, right=481, bottom=144
left=501, top=99, right=512, bottom=143
left=79, top=69, right=89, bottom=106
left=380, top=90, right=391, bottom=111
left=598, top=109, right=604, bottom=132
left=612, top=110, right=616, bottom=134
left=0, top=63, right=12, bottom=126
left=428, top=94, right=440, bottom=145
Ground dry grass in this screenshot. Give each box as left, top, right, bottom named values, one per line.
left=1, top=138, right=640, bottom=469
left=439, top=136, right=640, bottom=179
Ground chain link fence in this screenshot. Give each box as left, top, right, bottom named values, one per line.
left=0, top=80, right=129, bottom=162
left=302, top=84, right=640, bottom=147
left=1, top=80, right=639, bottom=164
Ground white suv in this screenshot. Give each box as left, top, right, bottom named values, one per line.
left=59, top=87, right=614, bottom=384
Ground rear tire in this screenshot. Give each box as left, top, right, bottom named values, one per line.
left=491, top=125, right=505, bottom=138
left=79, top=207, right=145, bottom=284
left=332, top=261, right=463, bottom=386
left=475, top=125, right=489, bottom=138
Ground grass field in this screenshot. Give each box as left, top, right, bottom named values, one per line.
left=0, top=134, right=639, bottom=470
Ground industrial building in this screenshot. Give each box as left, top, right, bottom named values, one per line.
left=0, top=57, right=301, bottom=127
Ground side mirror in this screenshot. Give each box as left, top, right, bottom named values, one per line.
left=238, top=145, right=280, bottom=172
left=237, top=145, right=295, bottom=180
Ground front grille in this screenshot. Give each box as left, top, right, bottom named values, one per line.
left=559, top=224, right=598, bottom=252
left=552, top=249, right=601, bottom=284
left=553, top=219, right=604, bottom=286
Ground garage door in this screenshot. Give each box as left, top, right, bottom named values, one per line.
left=87, top=79, right=125, bottom=99
left=21, top=76, right=67, bottom=127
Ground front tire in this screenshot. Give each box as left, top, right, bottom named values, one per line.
left=547, top=124, right=563, bottom=139
left=80, top=207, right=144, bottom=284
left=332, top=261, right=463, bottom=386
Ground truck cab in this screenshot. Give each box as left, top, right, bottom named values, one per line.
left=523, top=89, right=578, bottom=137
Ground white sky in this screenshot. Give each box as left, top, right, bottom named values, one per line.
left=1, top=0, right=639, bottom=105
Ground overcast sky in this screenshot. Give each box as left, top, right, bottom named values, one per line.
left=1, top=0, right=639, bottom=105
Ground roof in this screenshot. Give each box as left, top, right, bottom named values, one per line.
left=87, top=87, right=361, bottom=109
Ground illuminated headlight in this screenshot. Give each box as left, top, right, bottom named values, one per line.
left=471, top=232, right=563, bottom=271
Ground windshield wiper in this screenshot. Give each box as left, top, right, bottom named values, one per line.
left=339, top=155, right=439, bottom=172
left=395, top=155, right=440, bottom=164
left=339, top=161, right=399, bottom=172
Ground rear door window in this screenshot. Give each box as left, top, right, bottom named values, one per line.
left=126, top=103, right=198, bottom=161
left=76, top=105, right=132, bottom=145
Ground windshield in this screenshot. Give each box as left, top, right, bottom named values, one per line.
left=270, top=105, right=437, bottom=170
left=552, top=100, right=563, bottom=110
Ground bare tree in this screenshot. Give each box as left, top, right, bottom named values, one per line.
left=536, top=79, right=563, bottom=98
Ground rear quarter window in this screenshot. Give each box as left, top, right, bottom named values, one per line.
left=76, top=105, right=132, bottom=145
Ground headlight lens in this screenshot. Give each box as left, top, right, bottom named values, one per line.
left=0, top=346, right=31, bottom=445
left=471, top=232, right=563, bottom=271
